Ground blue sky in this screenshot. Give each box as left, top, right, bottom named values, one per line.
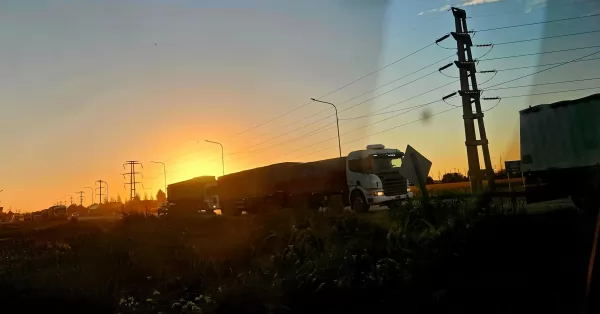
left=0, top=0, right=599, bottom=210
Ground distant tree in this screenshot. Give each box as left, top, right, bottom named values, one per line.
left=442, top=172, right=469, bottom=183
left=426, top=176, right=435, bottom=184
left=144, top=192, right=149, bottom=201
left=133, top=193, right=141, bottom=202
left=156, top=189, right=167, bottom=203
left=116, top=194, right=123, bottom=204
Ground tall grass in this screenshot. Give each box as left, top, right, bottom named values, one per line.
left=0, top=197, right=586, bottom=313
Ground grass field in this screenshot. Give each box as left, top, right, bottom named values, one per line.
left=0, top=196, right=596, bottom=314
left=409, top=178, right=524, bottom=197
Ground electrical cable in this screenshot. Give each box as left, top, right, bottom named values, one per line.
left=472, top=13, right=600, bottom=32
left=493, top=29, right=600, bottom=46
left=233, top=42, right=436, bottom=136
left=485, top=49, right=600, bottom=89
left=227, top=55, right=455, bottom=155
left=495, top=56, right=600, bottom=72
left=484, top=77, right=600, bottom=91
left=478, top=44, right=600, bottom=61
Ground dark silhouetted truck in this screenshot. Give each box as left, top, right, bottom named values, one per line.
left=215, top=144, right=413, bottom=215
left=520, top=93, right=600, bottom=213
left=166, top=176, right=218, bottom=216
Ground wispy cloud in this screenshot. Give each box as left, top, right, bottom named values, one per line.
left=462, top=0, right=504, bottom=6
left=416, top=3, right=452, bottom=16
left=417, top=0, right=503, bottom=16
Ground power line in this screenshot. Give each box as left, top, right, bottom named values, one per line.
left=233, top=79, right=458, bottom=159
left=201, top=28, right=600, bottom=164
left=486, top=49, right=600, bottom=89
left=493, top=29, right=600, bottom=46
left=210, top=50, right=600, bottom=165
left=247, top=54, right=456, bottom=142
left=279, top=98, right=445, bottom=159
left=477, top=44, right=600, bottom=61
left=483, top=77, right=600, bottom=91
left=298, top=86, right=600, bottom=160
left=226, top=53, right=454, bottom=156
left=233, top=42, right=436, bottom=136
left=494, top=56, right=600, bottom=72
left=339, top=103, right=426, bottom=120
left=245, top=54, right=452, bottom=144
left=472, top=13, right=600, bottom=32
left=290, top=52, right=600, bottom=161
left=300, top=106, right=459, bottom=159
left=488, top=86, right=600, bottom=99
left=481, top=86, right=600, bottom=112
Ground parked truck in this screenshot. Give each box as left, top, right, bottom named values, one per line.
left=213, top=144, right=413, bottom=215
left=520, top=93, right=600, bottom=213
left=31, top=205, right=68, bottom=221
left=166, top=176, right=219, bottom=216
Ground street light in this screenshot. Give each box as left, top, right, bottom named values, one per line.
left=84, top=186, right=94, bottom=205
left=205, top=140, right=225, bottom=176
left=150, top=161, right=167, bottom=196
left=310, top=98, right=341, bottom=158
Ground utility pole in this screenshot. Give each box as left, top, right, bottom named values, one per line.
left=76, top=191, right=84, bottom=206
left=450, top=7, right=495, bottom=193
left=95, top=180, right=107, bottom=204
left=122, top=161, right=143, bottom=201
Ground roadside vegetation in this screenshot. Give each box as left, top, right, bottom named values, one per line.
left=0, top=194, right=594, bottom=314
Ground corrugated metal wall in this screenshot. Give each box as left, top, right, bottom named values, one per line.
left=520, top=94, right=600, bottom=172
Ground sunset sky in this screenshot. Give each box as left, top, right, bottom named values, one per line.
left=1, top=0, right=599, bottom=211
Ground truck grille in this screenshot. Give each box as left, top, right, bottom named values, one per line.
left=377, top=172, right=408, bottom=196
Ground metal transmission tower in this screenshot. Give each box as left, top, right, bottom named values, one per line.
left=76, top=191, right=84, bottom=206
left=122, top=161, right=143, bottom=200
left=95, top=180, right=107, bottom=204
left=450, top=7, right=496, bottom=193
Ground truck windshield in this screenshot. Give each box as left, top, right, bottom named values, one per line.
left=370, top=156, right=401, bottom=173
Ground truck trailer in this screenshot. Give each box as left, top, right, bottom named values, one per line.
left=520, top=93, right=600, bottom=213
left=166, top=176, right=219, bottom=215
left=213, top=144, right=413, bottom=215
left=47, top=205, right=68, bottom=220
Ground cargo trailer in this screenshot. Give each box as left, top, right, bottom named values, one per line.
left=213, top=144, right=414, bottom=215
left=166, top=176, right=218, bottom=215
left=520, top=93, right=600, bottom=213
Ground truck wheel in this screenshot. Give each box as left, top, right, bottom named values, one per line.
left=351, top=191, right=370, bottom=213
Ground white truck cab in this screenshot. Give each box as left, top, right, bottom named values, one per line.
left=346, top=144, right=413, bottom=212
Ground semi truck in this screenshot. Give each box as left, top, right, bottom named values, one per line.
left=520, top=93, right=600, bottom=213
left=44, top=205, right=68, bottom=220
left=213, top=144, right=413, bottom=215
left=166, top=176, right=219, bottom=216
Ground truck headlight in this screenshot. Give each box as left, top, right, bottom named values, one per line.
left=374, top=191, right=384, bottom=196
